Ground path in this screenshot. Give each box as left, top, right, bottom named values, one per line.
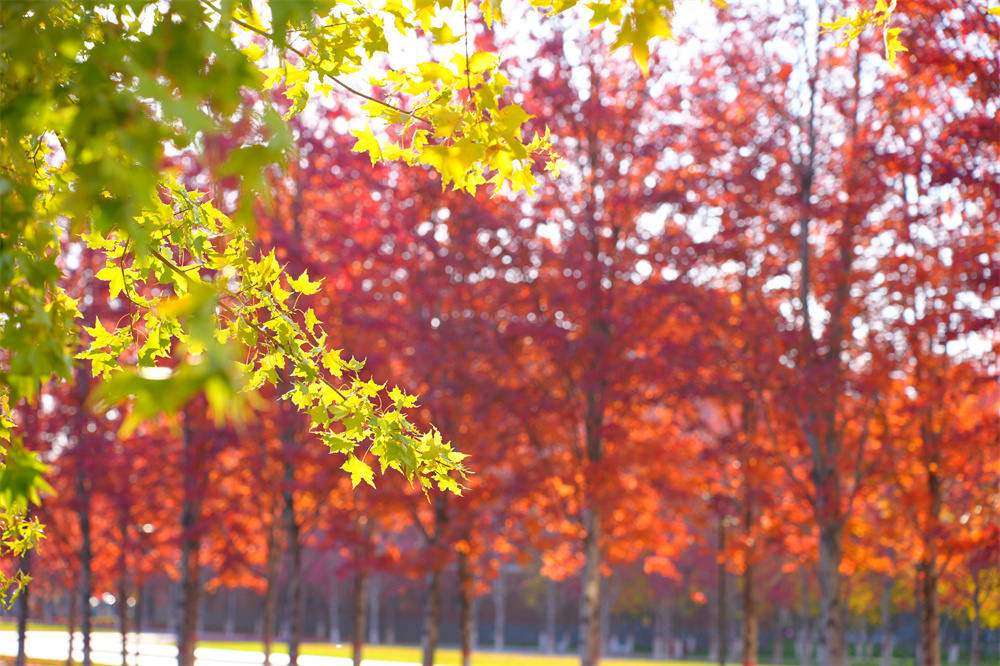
left=0, top=631, right=425, bottom=666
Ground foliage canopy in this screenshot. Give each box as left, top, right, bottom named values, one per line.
left=0, top=0, right=692, bottom=603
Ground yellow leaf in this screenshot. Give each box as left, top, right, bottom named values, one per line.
left=468, top=51, right=498, bottom=74
left=285, top=63, right=310, bottom=86
left=350, top=126, right=383, bottom=165
left=240, top=42, right=265, bottom=62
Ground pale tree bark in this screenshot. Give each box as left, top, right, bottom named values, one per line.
left=800, top=616, right=812, bottom=666
left=458, top=549, right=474, bottom=666
left=880, top=578, right=892, bottom=666
left=493, top=568, right=506, bottom=651
left=599, top=577, right=611, bottom=655
left=353, top=571, right=369, bottom=666
left=800, top=569, right=811, bottom=666
left=970, top=571, right=981, bottom=666
left=653, top=595, right=671, bottom=659
left=141, top=582, right=151, bottom=631
left=119, top=540, right=128, bottom=666
left=718, top=516, right=728, bottom=666
left=471, top=596, right=479, bottom=649
left=197, top=587, right=206, bottom=635
left=386, top=597, right=397, bottom=645
left=133, top=585, right=145, bottom=664
left=118, top=506, right=132, bottom=666
left=545, top=578, right=558, bottom=654
left=66, top=584, right=77, bottom=666
left=168, top=582, right=178, bottom=634
left=773, top=607, right=785, bottom=666
left=328, top=561, right=341, bottom=644
left=369, top=574, right=381, bottom=645
left=224, top=588, right=237, bottom=636
left=743, top=507, right=758, bottom=666
left=856, top=616, right=869, bottom=664
left=914, top=575, right=924, bottom=666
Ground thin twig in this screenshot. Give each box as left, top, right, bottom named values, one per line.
left=145, top=243, right=353, bottom=404
left=199, top=0, right=432, bottom=124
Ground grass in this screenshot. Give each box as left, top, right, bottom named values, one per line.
left=9, top=626, right=984, bottom=666
left=0, top=621, right=114, bottom=633
left=1, top=621, right=70, bottom=632
left=195, top=641, right=717, bottom=666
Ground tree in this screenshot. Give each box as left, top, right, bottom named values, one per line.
left=491, top=30, right=711, bottom=665
left=659, top=3, right=998, bottom=664
left=0, top=0, right=910, bottom=600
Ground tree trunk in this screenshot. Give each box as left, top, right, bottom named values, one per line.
left=329, top=573, right=341, bottom=644
left=176, top=523, right=201, bottom=666
left=78, top=467, right=93, bottom=666
left=599, top=577, right=611, bottom=655
left=800, top=569, right=811, bottom=666
left=284, top=471, right=303, bottom=666
left=177, top=408, right=202, bottom=666
left=280, top=377, right=304, bottom=666
left=718, top=516, right=727, bottom=666
left=353, top=571, right=369, bottom=666
left=970, top=572, right=981, bottom=666
left=773, top=607, right=784, bottom=666
left=880, top=578, right=892, bottom=666
left=386, top=597, right=397, bottom=645
left=459, top=550, right=474, bottom=666
left=493, top=568, right=506, bottom=651
left=914, top=574, right=924, bottom=666
left=197, top=585, right=207, bottom=635
left=580, top=507, right=602, bottom=666
left=800, top=618, right=812, bottom=666
left=15, top=549, right=30, bottom=666
left=653, top=595, right=670, bottom=659
left=133, top=584, right=144, bottom=664
left=857, top=616, right=869, bottom=664
left=743, top=540, right=758, bottom=666
left=920, top=560, right=940, bottom=666
left=920, top=455, right=942, bottom=666
left=817, top=523, right=844, bottom=666
left=369, top=574, right=381, bottom=645
left=225, top=588, right=237, bottom=636
left=263, top=509, right=281, bottom=665
left=422, top=566, right=443, bottom=666
left=168, top=581, right=178, bottom=634
left=66, top=583, right=77, bottom=666
left=119, top=551, right=128, bottom=666
left=141, top=582, right=151, bottom=631
left=545, top=578, right=558, bottom=654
